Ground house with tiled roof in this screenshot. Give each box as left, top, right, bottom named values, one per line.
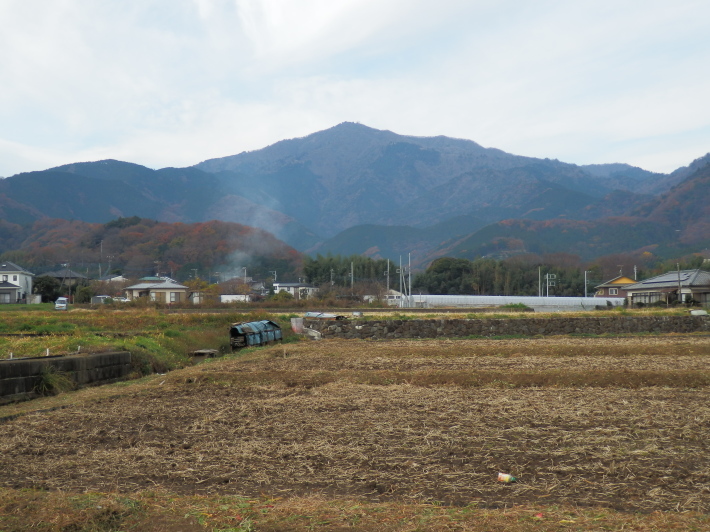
left=124, top=278, right=189, bottom=304
left=624, top=269, right=710, bottom=307
left=0, top=261, right=34, bottom=304
left=40, top=268, right=88, bottom=287
left=594, top=275, right=636, bottom=299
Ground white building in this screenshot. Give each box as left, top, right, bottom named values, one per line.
left=0, top=261, right=34, bottom=304
left=273, top=281, right=318, bottom=300
left=124, top=279, right=189, bottom=303
left=220, top=294, right=252, bottom=303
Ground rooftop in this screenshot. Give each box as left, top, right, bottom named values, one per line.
left=625, top=269, right=710, bottom=290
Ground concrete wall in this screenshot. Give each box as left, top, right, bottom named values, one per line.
left=0, top=351, right=132, bottom=404
left=304, top=316, right=710, bottom=340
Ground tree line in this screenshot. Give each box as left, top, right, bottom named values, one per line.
left=304, top=253, right=710, bottom=298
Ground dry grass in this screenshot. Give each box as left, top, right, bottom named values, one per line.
left=1, top=335, right=709, bottom=530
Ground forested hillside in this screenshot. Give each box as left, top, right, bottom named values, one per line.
left=0, top=217, right=302, bottom=281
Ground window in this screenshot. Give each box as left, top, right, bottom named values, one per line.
left=2, top=275, right=6, bottom=282
left=609, top=288, right=618, bottom=295
left=12, top=275, right=17, bottom=281
left=170, top=292, right=181, bottom=303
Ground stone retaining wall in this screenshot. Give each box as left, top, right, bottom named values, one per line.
left=304, top=316, right=710, bottom=340
left=0, top=351, right=132, bottom=404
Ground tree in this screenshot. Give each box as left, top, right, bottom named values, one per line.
left=75, top=285, right=95, bottom=304
left=33, top=276, right=61, bottom=302
left=271, top=290, right=294, bottom=301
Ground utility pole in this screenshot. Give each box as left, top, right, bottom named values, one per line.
left=350, top=262, right=354, bottom=292
left=60, top=263, right=69, bottom=302
left=385, top=260, right=390, bottom=298
left=408, top=253, right=412, bottom=308
left=397, top=256, right=403, bottom=307
left=677, top=263, right=683, bottom=304
left=584, top=270, right=591, bottom=298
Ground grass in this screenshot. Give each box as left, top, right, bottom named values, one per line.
left=33, top=366, right=76, bottom=396
left=2, top=490, right=708, bottom=531
left=0, top=308, right=299, bottom=376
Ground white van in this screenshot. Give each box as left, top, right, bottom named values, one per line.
left=54, top=297, right=69, bottom=310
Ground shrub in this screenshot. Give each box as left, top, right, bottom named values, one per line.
left=499, top=303, right=532, bottom=312
left=34, top=366, right=76, bottom=396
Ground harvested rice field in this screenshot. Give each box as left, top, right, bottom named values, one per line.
left=1, top=334, right=710, bottom=530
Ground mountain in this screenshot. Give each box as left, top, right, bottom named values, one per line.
left=435, top=217, right=680, bottom=261
left=52, top=160, right=220, bottom=222
left=632, top=158, right=710, bottom=244
left=308, top=215, right=486, bottom=259
left=414, top=161, right=710, bottom=264
left=0, top=160, right=320, bottom=250
left=0, top=123, right=707, bottom=266
left=196, top=122, right=658, bottom=237
left=579, top=163, right=666, bottom=193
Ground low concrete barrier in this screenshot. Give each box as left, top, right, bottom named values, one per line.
left=304, top=316, right=710, bottom=340
left=0, top=351, right=132, bottom=404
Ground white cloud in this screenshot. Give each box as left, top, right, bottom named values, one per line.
left=0, top=0, right=708, bottom=175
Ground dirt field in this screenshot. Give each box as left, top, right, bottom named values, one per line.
left=1, top=334, right=709, bottom=527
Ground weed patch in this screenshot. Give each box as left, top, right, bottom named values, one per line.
left=34, top=367, right=76, bottom=396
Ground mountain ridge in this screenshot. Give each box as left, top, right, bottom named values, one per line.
left=0, top=122, right=707, bottom=268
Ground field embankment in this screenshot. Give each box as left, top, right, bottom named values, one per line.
left=1, top=333, right=709, bottom=530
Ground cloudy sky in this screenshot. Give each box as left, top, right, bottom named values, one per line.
left=1, top=0, right=708, bottom=177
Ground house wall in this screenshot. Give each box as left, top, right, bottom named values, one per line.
left=150, top=289, right=187, bottom=303
left=220, top=295, right=251, bottom=303
left=0, top=271, right=33, bottom=303
left=627, top=288, right=710, bottom=305
left=126, top=289, right=188, bottom=302
left=597, top=288, right=629, bottom=298
left=274, top=284, right=317, bottom=300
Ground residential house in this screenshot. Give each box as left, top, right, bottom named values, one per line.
left=273, top=281, right=318, bottom=300
left=41, top=268, right=88, bottom=287
left=0, top=261, right=34, bottom=303
left=364, top=289, right=405, bottom=306
left=624, top=269, right=710, bottom=306
left=220, top=294, right=252, bottom=303
left=594, top=275, right=636, bottom=299
left=98, top=274, right=129, bottom=283
left=124, top=279, right=189, bottom=304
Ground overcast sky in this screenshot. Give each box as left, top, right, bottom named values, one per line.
left=1, top=0, right=708, bottom=177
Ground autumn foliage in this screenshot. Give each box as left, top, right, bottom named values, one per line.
left=0, top=217, right=302, bottom=280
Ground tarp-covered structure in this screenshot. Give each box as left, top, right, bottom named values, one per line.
left=230, top=320, right=282, bottom=350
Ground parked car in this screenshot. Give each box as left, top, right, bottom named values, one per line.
left=54, top=297, right=69, bottom=310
